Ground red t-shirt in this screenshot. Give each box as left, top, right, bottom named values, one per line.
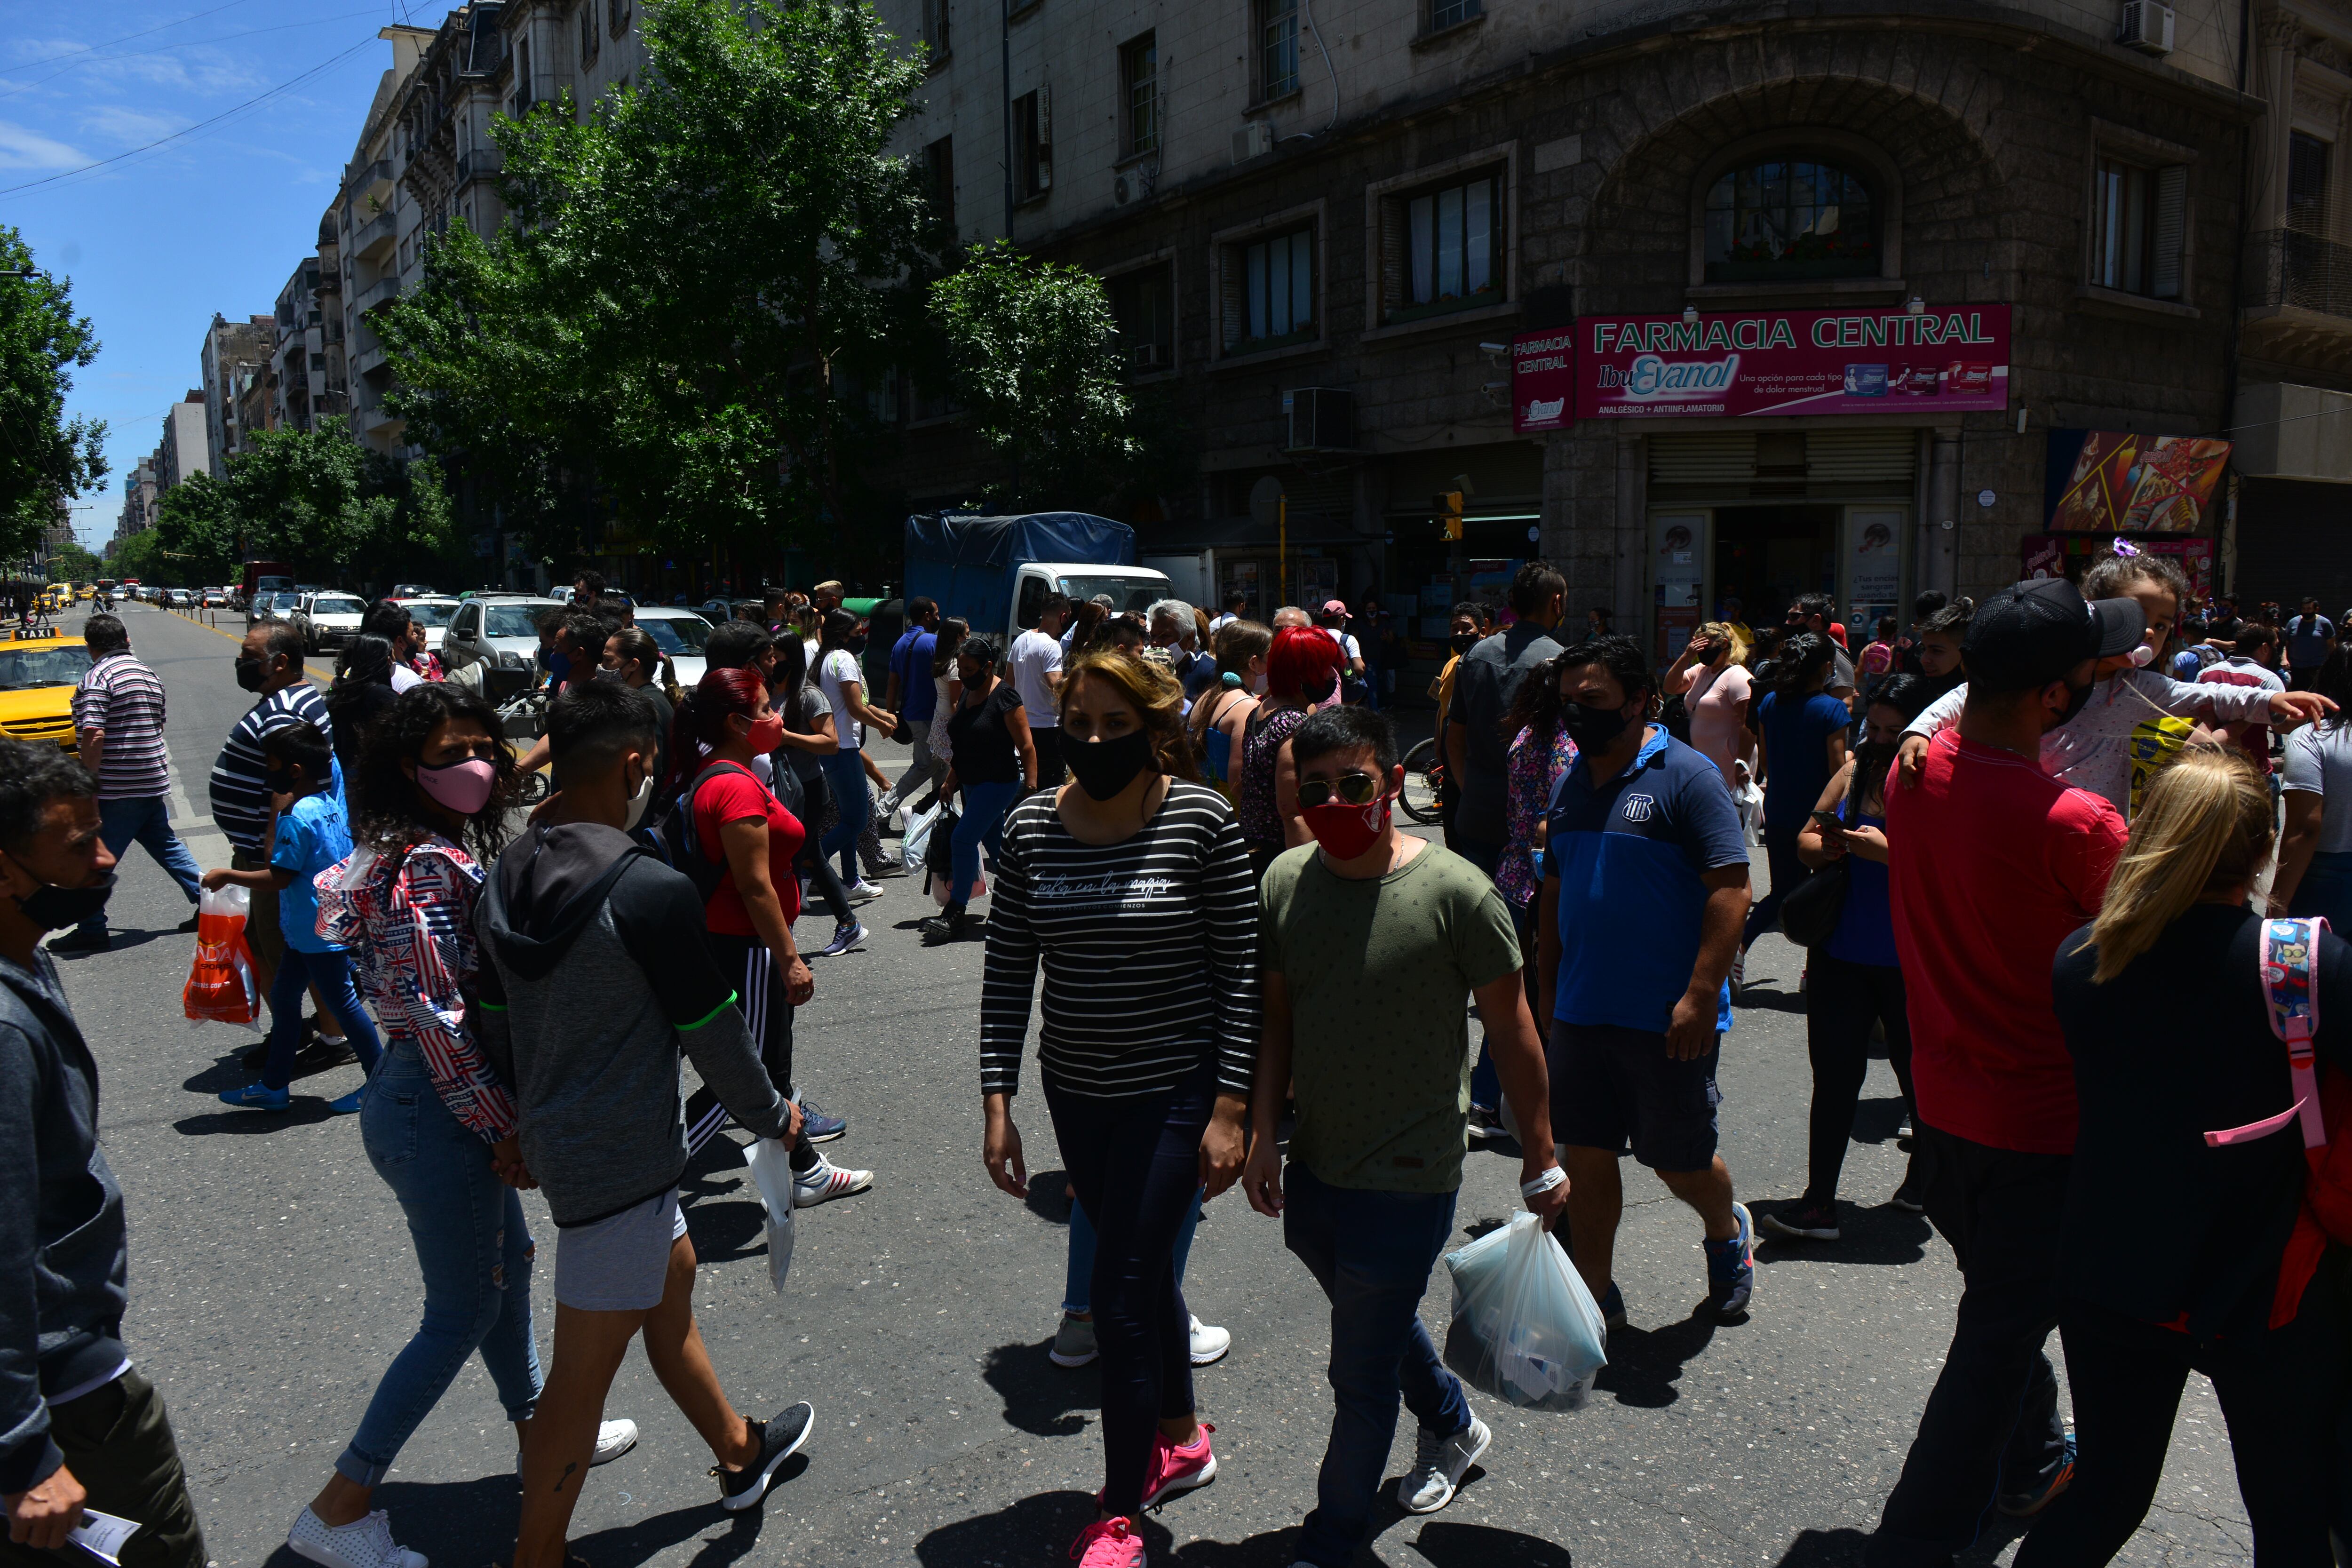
left=1886, top=732, right=2128, bottom=1154
left=691, top=766, right=805, bottom=938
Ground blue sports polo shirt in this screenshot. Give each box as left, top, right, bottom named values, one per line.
left=1543, top=726, right=1750, bottom=1035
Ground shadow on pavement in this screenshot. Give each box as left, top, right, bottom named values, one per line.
left=980, top=1339, right=1097, bottom=1437
left=1754, top=1203, right=1933, bottom=1270
left=1734, top=982, right=1806, bottom=1014
left=569, top=1468, right=797, bottom=1566
left=1408, top=1520, right=1575, bottom=1565
left=683, top=1195, right=768, bottom=1267
left=259, top=1473, right=523, bottom=1567
left=916, top=1492, right=1304, bottom=1566
left=1850, top=1093, right=1910, bottom=1145
left=173, top=1102, right=341, bottom=1136
left=1024, top=1168, right=1072, bottom=1226
left=1591, top=1309, right=1717, bottom=1408
left=1772, top=1526, right=1869, bottom=1565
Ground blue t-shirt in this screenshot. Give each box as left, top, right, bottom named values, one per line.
left=1757, top=689, right=1853, bottom=828
left=893, top=628, right=938, bottom=722
left=1822, top=812, right=1899, bottom=967
left=1543, top=727, right=1749, bottom=1035
left=270, top=789, right=354, bottom=954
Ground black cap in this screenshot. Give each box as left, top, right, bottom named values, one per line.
left=1962, top=578, right=2146, bottom=692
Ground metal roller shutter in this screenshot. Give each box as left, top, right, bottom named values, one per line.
left=1648, top=430, right=1917, bottom=487
left=1648, top=433, right=1756, bottom=485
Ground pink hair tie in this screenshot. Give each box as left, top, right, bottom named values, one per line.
left=2111, top=536, right=2142, bottom=557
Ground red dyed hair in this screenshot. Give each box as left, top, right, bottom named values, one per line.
left=1265, top=624, right=1340, bottom=701
left=667, top=665, right=769, bottom=796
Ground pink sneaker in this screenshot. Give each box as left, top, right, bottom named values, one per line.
left=1069, top=1515, right=1146, bottom=1566
left=1142, top=1422, right=1217, bottom=1508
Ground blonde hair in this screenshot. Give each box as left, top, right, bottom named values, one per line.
left=2084, top=748, right=2273, bottom=983
left=1061, top=649, right=1200, bottom=782
left=1700, top=621, right=1746, bottom=666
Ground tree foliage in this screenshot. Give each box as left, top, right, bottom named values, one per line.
left=0, top=227, right=106, bottom=561
left=106, top=527, right=178, bottom=587
left=380, top=0, right=943, bottom=566
left=151, top=428, right=453, bottom=588
left=44, top=540, right=102, bottom=583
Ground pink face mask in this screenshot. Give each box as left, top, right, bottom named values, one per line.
left=414, top=756, right=498, bottom=815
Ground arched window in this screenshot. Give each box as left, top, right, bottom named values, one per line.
left=1703, top=159, right=1877, bottom=281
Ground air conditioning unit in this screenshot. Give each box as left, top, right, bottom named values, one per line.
left=1283, top=387, right=1355, bottom=452
left=1131, top=342, right=1165, bottom=370
left=1231, top=121, right=1274, bottom=165
left=2118, top=0, right=2174, bottom=53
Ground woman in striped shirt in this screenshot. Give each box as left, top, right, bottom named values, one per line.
left=978, top=651, right=1262, bottom=1568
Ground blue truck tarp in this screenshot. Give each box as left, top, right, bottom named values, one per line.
left=902, top=512, right=1135, bottom=639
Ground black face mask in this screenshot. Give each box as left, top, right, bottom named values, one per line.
left=2050, top=674, right=2098, bottom=732
left=16, top=873, right=116, bottom=932
left=1451, top=632, right=1478, bottom=655
left=234, top=655, right=266, bottom=692
left=1064, top=728, right=1156, bottom=800
left=1558, top=700, right=1637, bottom=753
left=264, top=768, right=298, bottom=797
left=846, top=636, right=868, bottom=656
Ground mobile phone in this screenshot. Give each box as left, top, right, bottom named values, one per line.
left=1809, top=809, right=1844, bottom=831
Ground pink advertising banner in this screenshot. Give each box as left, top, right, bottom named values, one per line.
left=1567, top=305, right=2013, bottom=420
left=1512, top=328, right=1577, bottom=434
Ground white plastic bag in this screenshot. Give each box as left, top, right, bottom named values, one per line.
left=1442, top=1211, right=1607, bottom=1411
left=901, top=800, right=944, bottom=870
left=740, top=1136, right=798, bottom=1293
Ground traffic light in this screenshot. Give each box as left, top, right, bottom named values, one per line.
left=1435, top=490, right=1464, bottom=541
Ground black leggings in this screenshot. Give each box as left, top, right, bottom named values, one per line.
left=1743, top=820, right=1805, bottom=950
left=793, top=767, right=855, bottom=928
left=1803, top=951, right=1914, bottom=1204
left=2013, top=1276, right=2345, bottom=1568
left=684, top=934, right=817, bottom=1172
left=1043, top=1064, right=1212, bottom=1516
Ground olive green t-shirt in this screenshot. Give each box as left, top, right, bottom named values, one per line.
left=1260, top=839, right=1525, bottom=1192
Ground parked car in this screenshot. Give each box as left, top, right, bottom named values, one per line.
left=390, top=582, right=439, bottom=598
left=200, top=588, right=230, bottom=609
left=249, top=590, right=302, bottom=622
left=440, top=595, right=564, bottom=679
left=630, top=606, right=715, bottom=687
left=392, top=595, right=462, bottom=654
left=168, top=589, right=194, bottom=609
left=292, top=591, right=367, bottom=654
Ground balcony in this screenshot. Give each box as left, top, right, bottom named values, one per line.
left=353, top=208, right=397, bottom=262
left=2240, top=229, right=2352, bottom=366
left=457, top=147, right=503, bottom=184
left=347, top=157, right=394, bottom=205
left=353, top=273, right=404, bottom=315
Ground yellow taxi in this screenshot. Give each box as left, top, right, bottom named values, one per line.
left=0, top=626, right=86, bottom=751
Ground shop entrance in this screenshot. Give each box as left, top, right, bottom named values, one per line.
left=1713, top=505, right=1840, bottom=631
left=1648, top=503, right=1911, bottom=663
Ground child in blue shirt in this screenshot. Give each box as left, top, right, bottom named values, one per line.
left=207, top=722, right=382, bottom=1113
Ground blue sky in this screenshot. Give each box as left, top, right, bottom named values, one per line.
left=1, top=1, right=426, bottom=548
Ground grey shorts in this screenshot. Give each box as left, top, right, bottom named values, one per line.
left=553, top=1188, right=687, bottom=1311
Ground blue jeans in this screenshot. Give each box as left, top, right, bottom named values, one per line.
left=1065, top=1186, right=1204, bottom=1315
left=77, top=795, right=202, bottom=934
left=818, top=750, right=869, bottom=883
left=1283, top=1164, right=1470, bottom=1568
left=950, top=780, right=1020, bottom=907
left=261, top=946, right=382, bottom=1091
left=336, top=1041, right=541, bottom=1487
left=2290, top=851, right=2352, bottom=931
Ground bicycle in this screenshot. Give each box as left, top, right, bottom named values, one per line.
left=1398, top=736, right=1444, bottom=826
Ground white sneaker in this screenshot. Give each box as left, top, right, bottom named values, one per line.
left=593, top=1417, right=638, bottom=1465
left=844, top=879, right=884, bottom=905
left=793, top=1155, right=874, bottom=1208
left=287, top=1506, right=428, bottom=1568
left=1398, top=1415, right=1491, bottom=1514
left=1188, top=1314, right=1231, bottom=1366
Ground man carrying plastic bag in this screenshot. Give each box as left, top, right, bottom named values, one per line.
left=1241, top=708, right=1565, bottom=1568
left=1442, top=1211, right=1608, bottom=1411
left=182, top=883, right=262, bottom=1030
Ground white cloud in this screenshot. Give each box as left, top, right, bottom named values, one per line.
left=78, top=104, right=183, bottom=145
left=0, top=119, right=88, bottom=170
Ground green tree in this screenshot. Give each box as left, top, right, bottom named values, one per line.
left=107, top=528, right=178, bottom=587
left=381, top=0, right=943, bottom=568
left=151, top=472, right=240, bottom=585
left=151, top=429, right=453, bottom=587
left=0, top=228, right=106, bottom=561
left=44, top=540, right=102, bottom=583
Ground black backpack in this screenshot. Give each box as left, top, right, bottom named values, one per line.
left=638, top=760, right=757, bottom=907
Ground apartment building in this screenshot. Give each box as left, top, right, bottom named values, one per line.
left=112, top=395, right=208, bottom=553
left=112, top=462, right=159, bottom=548
left=198, top=313, right=274, bottom=477
left=877, top=0, right=2352, bottom=650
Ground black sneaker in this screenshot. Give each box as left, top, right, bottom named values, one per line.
left=45, top=928, right=110, bottom=956
left=1464, top=1106, right=1505, bottom=1142
left=1757, top=1201, right=1840, bottom=1242
left=289, top=1037, right=358, bottom=1078
left=919, top=912, right=967, bottom=947
left=714, top=1403, right=814, bottom=1512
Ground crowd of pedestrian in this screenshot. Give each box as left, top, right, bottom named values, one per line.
left=8, top=553, right=2352, bottom=1568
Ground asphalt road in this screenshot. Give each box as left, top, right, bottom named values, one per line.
left=42, top=602, right=2256, bottom=1568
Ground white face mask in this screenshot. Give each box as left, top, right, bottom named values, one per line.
left=621, top=763, right=657, bottom=832
left=1250, top=669, right=1269, bottom=696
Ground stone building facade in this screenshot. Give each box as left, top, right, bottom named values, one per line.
left=880, top=0, right=2352, bottom=655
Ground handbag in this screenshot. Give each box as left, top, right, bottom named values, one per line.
left=1777, top=801, right=1852, bottom=949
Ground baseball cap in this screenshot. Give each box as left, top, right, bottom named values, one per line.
left=1319, top=599, right=1349, bottom=619
left=1962, top=578, right=2145, bottom=691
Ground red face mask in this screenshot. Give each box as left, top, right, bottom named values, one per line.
left=745, top=712, right=786, bottom=753
left=1302, top=793, right=1391, bottom=861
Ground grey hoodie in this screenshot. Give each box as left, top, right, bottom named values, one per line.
left=475, top=821, right=789, bottom=1226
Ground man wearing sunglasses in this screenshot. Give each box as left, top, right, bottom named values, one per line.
left=1243, top=706, right=1563, bottom=1568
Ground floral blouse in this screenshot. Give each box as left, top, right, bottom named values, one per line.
left=1499, top=722, right=1578, bottom=909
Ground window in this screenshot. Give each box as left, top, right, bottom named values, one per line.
left=2290, top=131, right=2330, bottom=235
left=578, top=0, right=598, bottom=66
left=1013, top=88, right=1051, bottom=199
left=924, top=136, right=955, bottom=230
left=922, top=0, right=950, bottom=60
left=608, top=0, right=631, bottom=38
left=1110, top=264, right=1175, bottom=371
left=1258, top=0, right=1299, bottom=100
left=1223, top=226, right=1316, bottom=352
left=1703, top=159, right=1877, bottom=281
left=512, top=37, right=532, bottom=116
left=2092, top=155, right=2186, bottom=299
left=1121, top=32, right=1158, bottom=158
left=1386, top=171, right=1502, bottom=321
left=1430, top=0, right=1482, bottom=29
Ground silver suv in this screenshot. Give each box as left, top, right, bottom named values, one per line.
left=441, top=596, right=564, bottom=678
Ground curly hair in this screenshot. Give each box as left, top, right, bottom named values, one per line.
left=352, top=684, right=519, bottom=865
left=1060, top=650, right=1200, bottom=783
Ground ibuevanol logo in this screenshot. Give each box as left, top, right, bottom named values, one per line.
left=1523, top=395, right=1566, bottom=422
left=1594, top=353, right=1741, bottom=400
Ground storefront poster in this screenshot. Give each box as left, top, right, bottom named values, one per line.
left=2047, top=431, right=2232, bottom=534
left=1848, top=509, right=1903, bottom=625
left=2021, top=533, right=2212, bottom=599
left=1575, top=305, right=2012, bottom=419
left=1511, top=329, right=1577, bottom=433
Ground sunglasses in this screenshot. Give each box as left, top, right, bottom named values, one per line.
left=1296, top=771, right=1386, bottom=808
